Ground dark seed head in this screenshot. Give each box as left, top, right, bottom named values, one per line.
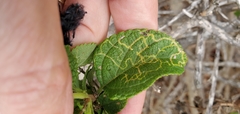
left=60, top=3, right=87, bottom=45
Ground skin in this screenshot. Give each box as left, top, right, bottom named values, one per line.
left=0, top=0, right=158, bottom=114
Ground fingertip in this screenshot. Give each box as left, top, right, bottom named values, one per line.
left=118, top=91, right=146, bottom=114
left=109, top=0, right=158, bottom=32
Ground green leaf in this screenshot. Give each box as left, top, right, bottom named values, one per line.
left=79, top=65, right=92, bottom=91
left=72, top=43, right=97, bottom=66
left=66, top=45, right=87, bottom=113
left=230, top=111, right=238, bottom=114
left=234, top=10, right=240, bottom=17
left=65, top=45, right=80, bottom=90
left=84, top=98, right=94, bottom=114
left=97, top=93, right=127, bottom=114
left=93, top=29, right=187, bottom=100
left=86, top=67, right=95, bottom=88
left=74, top=99, right=84, bottom=114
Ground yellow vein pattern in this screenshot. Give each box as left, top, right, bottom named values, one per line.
left=94, top=29, right=187, bottom=100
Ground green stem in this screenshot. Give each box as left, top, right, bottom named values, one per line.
left=73, top=92, right=89, bottom=99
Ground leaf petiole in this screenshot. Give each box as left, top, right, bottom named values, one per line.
left=73, top=92, right=89, bottom=99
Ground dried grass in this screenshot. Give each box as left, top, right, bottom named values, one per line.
left=139, top=0, right=240, bottom=114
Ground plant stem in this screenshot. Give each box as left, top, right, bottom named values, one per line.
left=73, top=92, right=89, bottom=99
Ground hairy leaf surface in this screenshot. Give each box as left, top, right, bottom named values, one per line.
left=97, top=93, right=127, bottom=114
left=72, top=43, right=97, bottom=66
left=65, top=45, right=80, bottom=90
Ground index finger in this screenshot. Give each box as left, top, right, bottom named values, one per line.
left=109, top=0, right=158, bottom=114
left=109, top=0, right=158, bottom=33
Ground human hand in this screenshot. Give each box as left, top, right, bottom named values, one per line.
left=0, top=1, right=73, bottom=113
left=63, top=0, right=158, bottom=113
left=0, top=0, right=158, bottom=113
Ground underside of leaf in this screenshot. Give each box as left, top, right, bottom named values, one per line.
left=72, top=43, right=97, bottom=67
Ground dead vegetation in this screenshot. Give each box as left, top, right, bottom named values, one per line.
left=141, top=0, right=240, bottom=114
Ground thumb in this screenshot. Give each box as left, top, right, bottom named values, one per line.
left=0, top=1, right=73, bottom=114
